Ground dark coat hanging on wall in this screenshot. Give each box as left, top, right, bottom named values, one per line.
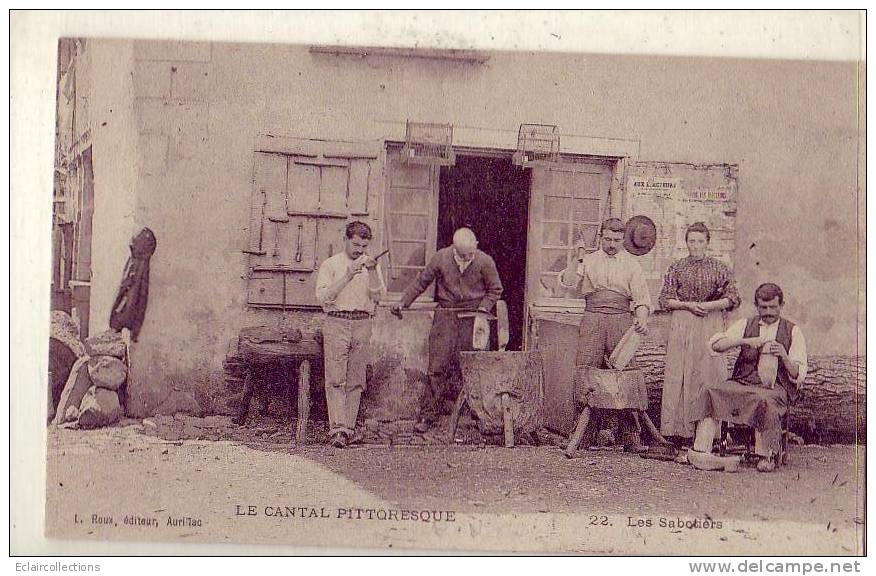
left=110, top=228, right=157, bottom=341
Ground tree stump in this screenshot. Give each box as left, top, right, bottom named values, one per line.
left=458, top=351, right=544, bottom=440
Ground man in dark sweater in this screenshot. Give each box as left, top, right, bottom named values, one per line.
left=391, top=228, right=503, bottom=432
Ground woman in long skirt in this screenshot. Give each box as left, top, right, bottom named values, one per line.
left=658, top=222, right=740, bottom=446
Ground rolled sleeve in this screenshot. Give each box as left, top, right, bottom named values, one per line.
left=315, top=261, right=336, bottom=305
left=717, top=264, right=742, bottom=311
left=400, top=256, right=438, bottom=308
left=708, top=318, right=746, bottom=356
left=629, top=263, right=652, bottom=312
left=788, top=326, right=809, bottom=384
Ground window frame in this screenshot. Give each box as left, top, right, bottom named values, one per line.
left=525, top=156, right=619, bottom=310
left=379, top=145, right=440, bottom=303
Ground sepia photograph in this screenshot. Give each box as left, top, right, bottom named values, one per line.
left=11, top=9, right=866, bottom=556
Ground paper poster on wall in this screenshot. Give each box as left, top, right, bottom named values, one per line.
left=625, top=166, right=738, bottom=289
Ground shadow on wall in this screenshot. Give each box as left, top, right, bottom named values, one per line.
left=148, top=307, right=434, bottom=423
left=364, top=307, right=432, bottom=421
left=126, top=339, right=211, bottom=418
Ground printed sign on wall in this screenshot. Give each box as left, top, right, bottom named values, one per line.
left=625, top=164, right=738, bottom=306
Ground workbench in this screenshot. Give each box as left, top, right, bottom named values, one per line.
left=225, top=326, right=323, bottom=443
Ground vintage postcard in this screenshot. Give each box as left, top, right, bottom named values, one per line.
left=11, top=10, right=866, bottom=556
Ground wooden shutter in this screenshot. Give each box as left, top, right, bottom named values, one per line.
left=245, top=136, right=382, bottom=308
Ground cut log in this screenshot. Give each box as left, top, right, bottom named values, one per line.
left=49, top=337, right=78, bottom=418
left=84, top=329, right=126, bottom=359
left=50, top=310, right=86, bottom=357
left=78, top=386, right=123, bottom=429
left=791, top=356, right=866, bottom=444
left=53, top=356, right=93, bottom=425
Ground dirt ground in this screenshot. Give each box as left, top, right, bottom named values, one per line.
left=44, top=416, right=866, bottom=554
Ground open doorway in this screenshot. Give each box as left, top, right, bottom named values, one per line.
left=438, top=155, right=530, bottom=350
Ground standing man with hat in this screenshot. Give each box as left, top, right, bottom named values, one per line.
left=391, top=227, right=503, bottom=433
left=315, top=221, right=386, bottom=448
left=559, top=217, right=654, bottom=452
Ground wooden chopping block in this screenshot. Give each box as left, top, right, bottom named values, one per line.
left=573, top=366, right=648, bottom=411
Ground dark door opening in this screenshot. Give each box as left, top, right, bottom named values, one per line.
left=438, top=155, right=530, bottom=351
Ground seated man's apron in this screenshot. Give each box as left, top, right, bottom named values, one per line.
left=691, top=317, right=797, bottom=456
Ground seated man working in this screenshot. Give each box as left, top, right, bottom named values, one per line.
left=688, top=282, right=807, bottom=472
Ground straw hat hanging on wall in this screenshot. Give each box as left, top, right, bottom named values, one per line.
left=623, top=215, right=657, bottom=256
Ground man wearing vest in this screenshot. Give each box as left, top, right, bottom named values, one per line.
left=688, top=283, right=808, bottom=472
left=391, top=228, right=503, bottom=433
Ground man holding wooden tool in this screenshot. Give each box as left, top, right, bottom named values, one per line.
left=391, top=228, right=503, bottom=433
left=315, top=221, right=387, bottom=448
left=559, top=217, right=652, bottom=452
left=687, top=282, right=807, bottom=473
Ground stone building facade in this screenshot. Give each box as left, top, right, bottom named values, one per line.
left=51, top=39, right=863, bottom=438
